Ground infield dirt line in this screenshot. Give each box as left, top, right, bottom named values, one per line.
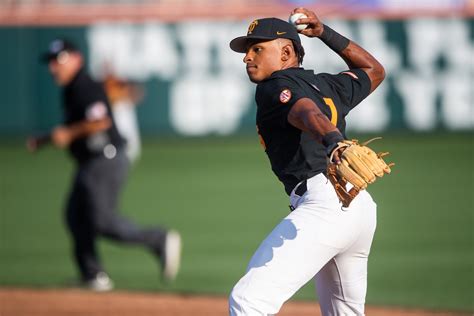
left=0, top=288, right=468, bottom=316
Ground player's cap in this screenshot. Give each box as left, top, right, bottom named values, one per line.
left=40, top=39, right=79, bottom=63
left=230, top=17, right=301, bottom=53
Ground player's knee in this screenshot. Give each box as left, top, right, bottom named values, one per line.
left=229, top=284, right=242, bottom=304
left=229, top=283, right=253, bottom=314
left=228, top=291, right=240, bottom=315
left=93, top=215, right=119, bottom=237
left=229, top=282, right=271, bottom=315
left=93, top=217, right=108, bottom=234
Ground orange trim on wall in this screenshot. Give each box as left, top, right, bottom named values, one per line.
left=0, top=3, right=472, bottom=26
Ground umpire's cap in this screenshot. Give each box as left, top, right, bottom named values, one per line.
left=230, top=18, right=301, bottom=53
left=40, top=38, right=79, bottom=63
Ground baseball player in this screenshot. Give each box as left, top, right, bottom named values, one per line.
left=228, top=8, right=385, bottom=315
left=27, top=39, right=181, bottom=291
left=104, top=74, right=143, bottom=164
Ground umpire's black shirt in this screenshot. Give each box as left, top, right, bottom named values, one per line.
left=255, top=67, right=371, bottom=195
left=63, top=68, right=124, bottom=163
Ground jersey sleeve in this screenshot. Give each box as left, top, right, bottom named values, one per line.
left=75, top=80, right=111, bottom=121
left=322, top=68, right=371, bottom=111
left=256, top=76, right=307, bottom=126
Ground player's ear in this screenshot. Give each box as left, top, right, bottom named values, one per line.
left=281, top=45, right=291, bottom=61
left=281, top=44, right=293, bottom=61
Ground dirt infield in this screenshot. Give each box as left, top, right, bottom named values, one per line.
left=0, top=288, right=467, bottom=316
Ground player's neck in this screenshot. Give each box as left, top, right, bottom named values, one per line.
left=280, top=59, right=299, bottom=71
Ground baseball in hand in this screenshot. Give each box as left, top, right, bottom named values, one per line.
left=289, top=13, right=308, bottom=31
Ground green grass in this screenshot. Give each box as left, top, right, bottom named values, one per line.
left=0, top=133, right=472, bottom=312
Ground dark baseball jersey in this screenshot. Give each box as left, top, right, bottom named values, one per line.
left=63, top=68, right=124, bottom=163
left=255, top=67, right=371, bottom=195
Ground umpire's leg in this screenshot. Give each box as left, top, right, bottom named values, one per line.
left=85, top=150, right=167, bottom=251
left=65, top=166, right=104, bottom=281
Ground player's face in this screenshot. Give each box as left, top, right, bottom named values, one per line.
left=244, top=40, right=285, bottom=83
left=48, top=52, right=82, bottom=86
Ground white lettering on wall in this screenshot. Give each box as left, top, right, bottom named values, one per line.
left=396, top=72, right=438, bottom=130
left=170, top=73, right=251, bottom=135
left=173, top=21, right=251, bottom=135
left=176, top=22, right=214, bottom=74
left=347, top=84, right=390, bottom=132
left=87, top=18, right=473, bottom=135
left=87, top=22, right=178, bottom=80
left=402, top=18, right=473, bottom=130
left=440, top=71, right=473, bottom=129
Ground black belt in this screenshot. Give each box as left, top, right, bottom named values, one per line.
left=295, top=170, right=329, bottom=196
left=289, top=180, right=307, bottom=212
left=295, top=179, right=308, bottom=196
left=290, top=172, right=330, bottom=211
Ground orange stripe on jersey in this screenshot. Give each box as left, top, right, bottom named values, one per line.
left=323, top=98, right=338, bottom=126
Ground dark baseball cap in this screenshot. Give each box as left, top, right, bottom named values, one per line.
left=40, top=39, right=79, bottom=63
left=230, top=17, right=301, bottom=53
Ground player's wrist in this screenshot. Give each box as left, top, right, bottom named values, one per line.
left=322, top=131, right=344, bottom=158
left=319, top=24, right=350, bottom=53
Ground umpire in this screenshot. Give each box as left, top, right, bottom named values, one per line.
left=28, top=39, right=181, bottom=291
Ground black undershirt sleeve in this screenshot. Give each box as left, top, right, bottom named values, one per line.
left=256, top=77, right=307, bottom=128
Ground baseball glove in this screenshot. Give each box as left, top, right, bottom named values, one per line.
left=327, top=137, right=394, bottom=207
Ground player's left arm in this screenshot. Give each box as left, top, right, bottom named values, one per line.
left=291, top=8, right=385, bottom=93
left=51, top=117, right=112, bottom=149
left=51, top=98, right=113, bottom=148
left=288, top=97, right=344, bottom=163
left=45, top=98, right=113, bottom=150
left=26, top=118, right=111, bottom=151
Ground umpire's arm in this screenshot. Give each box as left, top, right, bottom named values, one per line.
left=26, top=117, right=111, bottom=152
left=51, top=118, right=112, bottom=149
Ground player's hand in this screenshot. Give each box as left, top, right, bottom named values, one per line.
left=26, top=137, right=39, bottom=152
left=291, top=7, right=324, bottom=38
left=330, top=147, right=344, bottom=165
left=51, top=126, right=72, bottom=148
left=26, top=133, right=52, bottom=152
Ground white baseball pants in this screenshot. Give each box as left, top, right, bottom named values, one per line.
left=229, top=173, right=377, bottom=316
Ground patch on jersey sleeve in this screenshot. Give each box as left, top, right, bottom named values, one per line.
left=341, top=71, right=359, bottom=80
left=86, top=101, right=107, bottom=120
left=279, top=89, right=292, bottom=103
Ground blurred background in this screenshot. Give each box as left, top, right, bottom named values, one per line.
left=0, top=0, right=473, bottom=313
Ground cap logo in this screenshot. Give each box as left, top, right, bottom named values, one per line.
left=50, top=40, right=64, bottom=53
left=276, top=31, right=287, bottom=35
left=279, top=89, right=292, bottom=103
left=57, top=51, right=70, bottom=64
left=247, top=20, right=258, bottom=34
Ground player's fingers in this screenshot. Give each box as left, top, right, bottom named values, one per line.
left=294, top=8, right=317, bottom=19
left=291, top=7, right=306, bottom=15
left=26, top=138, right=38, bottom=152
left=299, top=29, right=315, bottom=36
left=98, top=117, right=112, bottom=130
left=295, top=17, right=313, bottom=25
left=332, top=149, right=342, bottom=165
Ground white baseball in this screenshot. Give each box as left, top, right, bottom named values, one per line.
left=289, top=13, right=308, bottom=31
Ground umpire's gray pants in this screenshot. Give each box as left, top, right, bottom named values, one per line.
left=65, top=150, right=166, bottom=280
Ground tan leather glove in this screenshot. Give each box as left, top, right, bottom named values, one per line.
left=327, top=138, right=394, bottom=207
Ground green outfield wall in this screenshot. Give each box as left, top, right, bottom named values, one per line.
left=1, top=18, right=473, bottom=136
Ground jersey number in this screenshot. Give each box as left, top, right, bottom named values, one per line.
left=323, top=97, right=338, bottom=126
